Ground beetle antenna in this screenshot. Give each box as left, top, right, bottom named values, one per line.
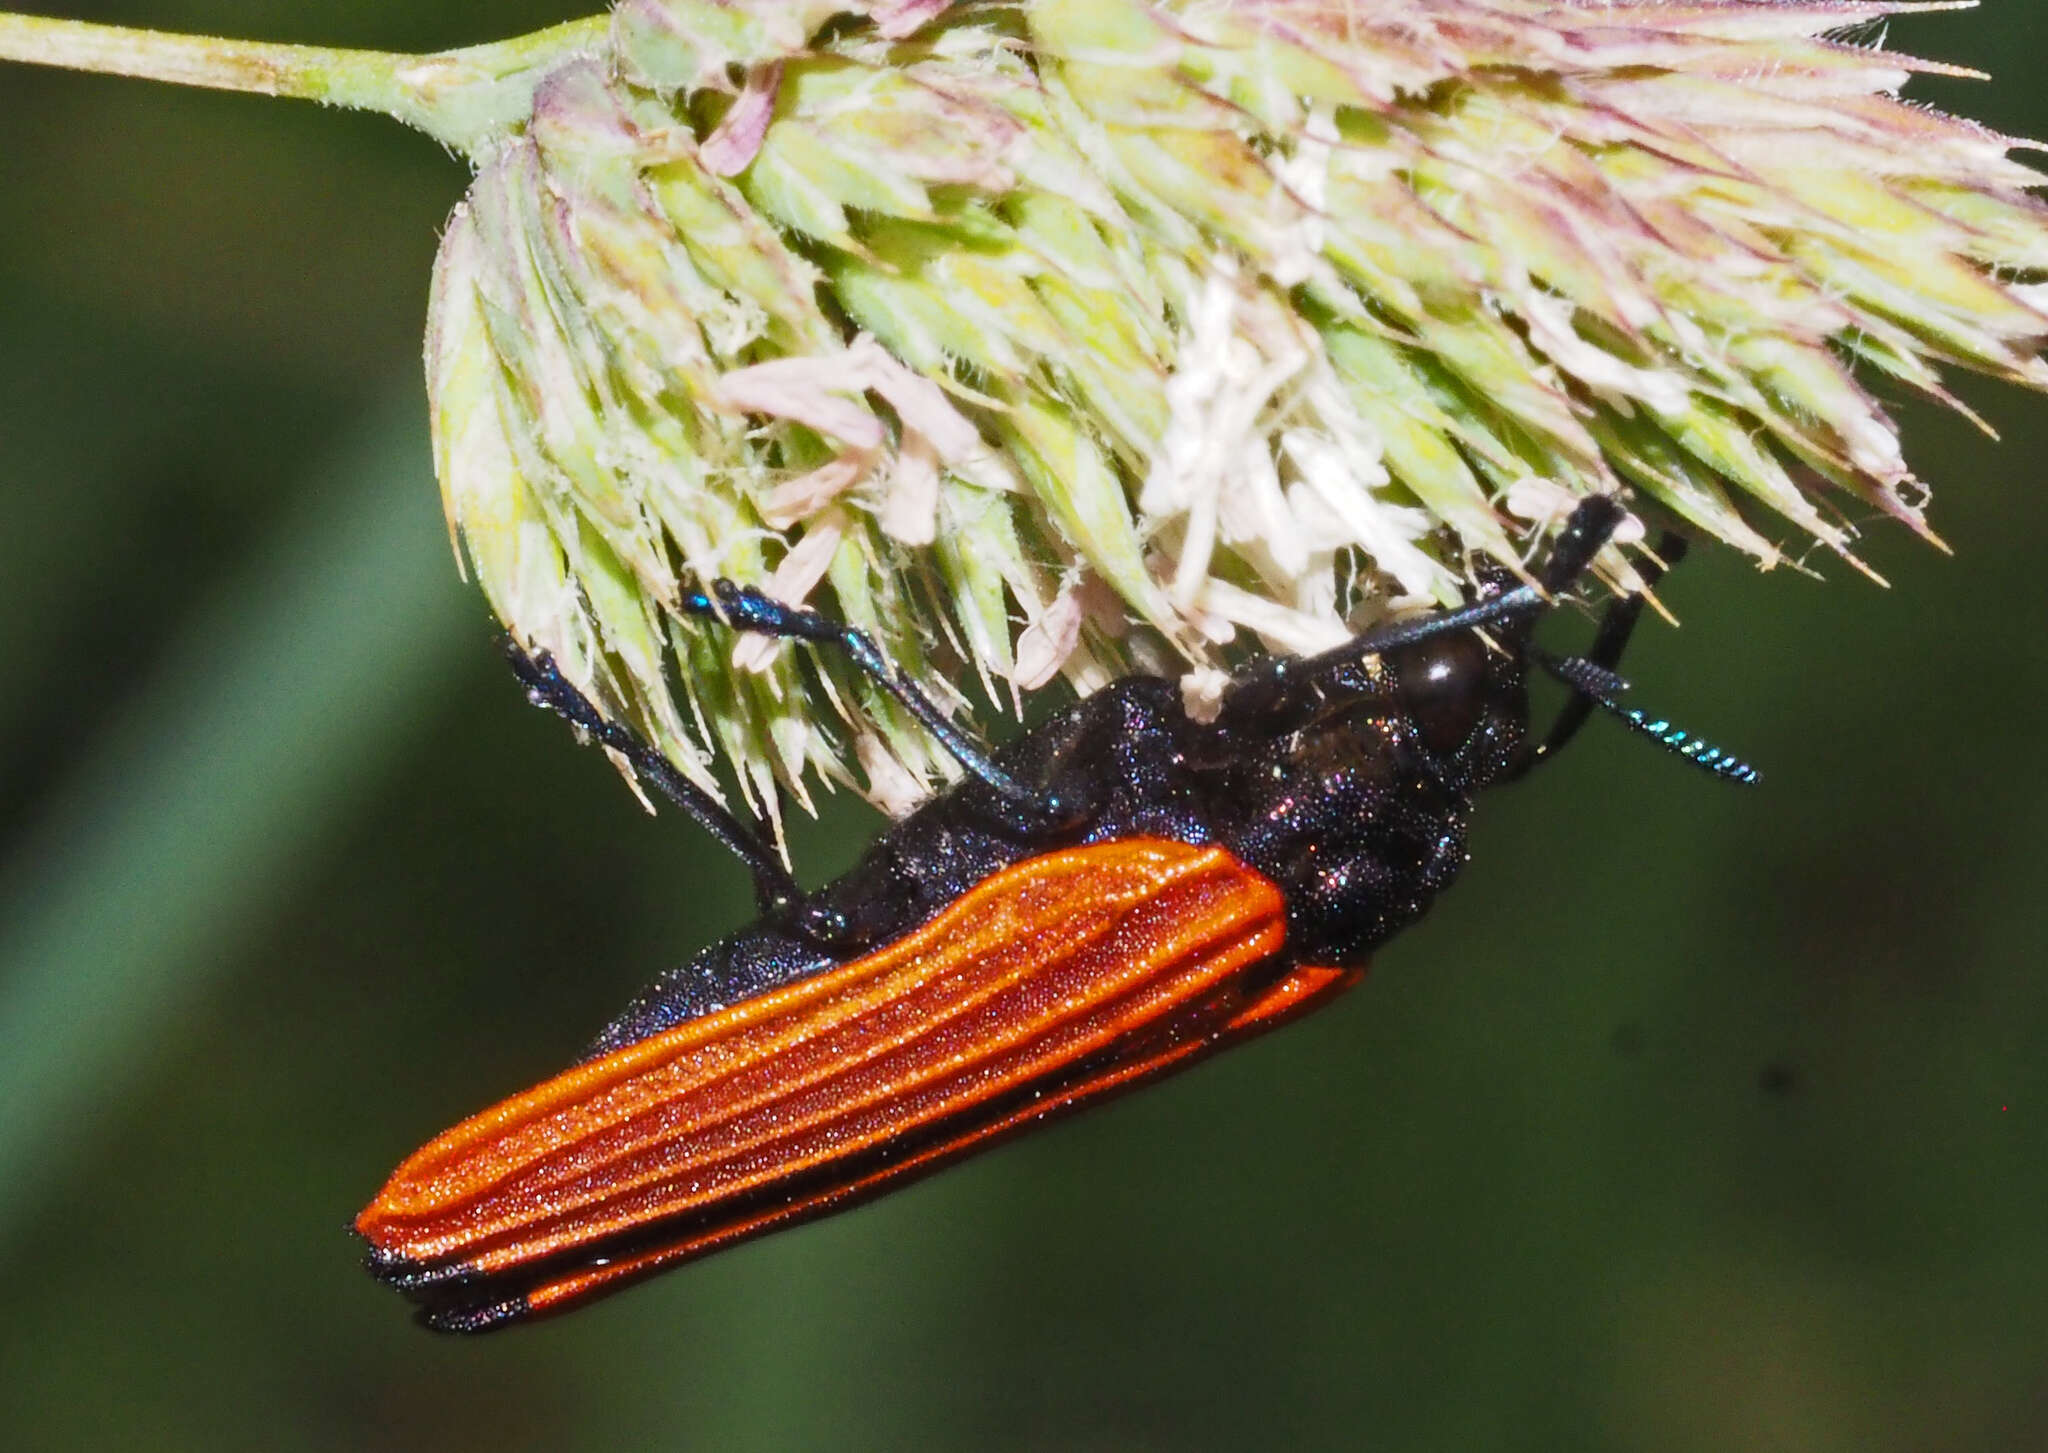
left=1534, top=650, right=1760, bottom=785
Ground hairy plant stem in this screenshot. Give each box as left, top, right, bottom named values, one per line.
left=0, top=12, right=608, bottom=154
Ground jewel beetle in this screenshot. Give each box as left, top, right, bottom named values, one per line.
left=356, top=495, right=1754, bottom=1332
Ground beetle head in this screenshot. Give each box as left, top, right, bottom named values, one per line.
left=1212, top=563, right=1540, bottom=801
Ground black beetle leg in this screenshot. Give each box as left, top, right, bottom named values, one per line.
left=1507, top=532, right=1688, bottom=777
left=504, top=644, right=855, bottom=946
left=1226, top=494, right=1629, bottom=719
left=677, top=581, right=1081, bottom=833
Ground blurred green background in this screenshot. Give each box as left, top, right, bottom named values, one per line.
left=3, top=3, right=2045, bottom=1449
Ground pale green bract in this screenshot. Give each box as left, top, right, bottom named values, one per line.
left=9, top=2, right=2044, bottom=826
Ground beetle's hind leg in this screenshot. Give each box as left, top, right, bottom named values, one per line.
left=504, top=645, right=857, bottom=945
left=677, top=582, right=1082, bottom=831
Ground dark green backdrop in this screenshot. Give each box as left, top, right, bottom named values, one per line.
left=3, top=3, right=2044, bottom=1449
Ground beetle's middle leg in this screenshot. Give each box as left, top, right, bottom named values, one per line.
left=677, top=581, right=1082, bottom=831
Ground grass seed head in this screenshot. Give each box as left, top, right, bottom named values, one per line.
left=424, top=0, right=2048, bottom=819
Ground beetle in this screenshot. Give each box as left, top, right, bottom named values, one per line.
left=356, top=494, right=1753, bottom=1332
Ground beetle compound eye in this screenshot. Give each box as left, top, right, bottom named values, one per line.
left=1392, top=634, right=1490, bottom=757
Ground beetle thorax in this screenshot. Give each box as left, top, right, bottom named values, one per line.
left=1202, top=633, right=1534, bottom=966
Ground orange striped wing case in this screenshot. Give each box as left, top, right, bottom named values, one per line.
left=358, top=839, right=1359, bottom=1331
